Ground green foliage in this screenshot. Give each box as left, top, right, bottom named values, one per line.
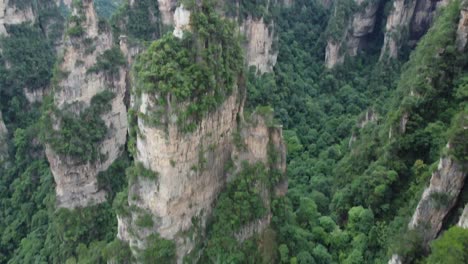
left=0, top=24, right=55, bottom=95
left=87, top=47, right=126, bottom=76
left=202, top=162, right=270, bottom=261
left=138, top=234, right=176, bottom=264
left=111, top=0, right=161, bottom=41
left=426, top=226, right=468, bottom=264
left=126, top=162, right=158, bottom=185
left=95, top=0, right=123, bottom=18
left=135, top=212, right=154, bottom=228
left=67, top=25, right=85, bottom=37
left=42, top=91, right=115, bottom=162
left=134, top=1, right=244, bottom=132
left=325, top=0, right=357, bottom=41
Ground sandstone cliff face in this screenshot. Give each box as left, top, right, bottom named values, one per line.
left=456, top=2, right=468, bottom=51
left=408, top=154, right=467, bottom=245
left=119, top=83, right=286, bottom=261
left=380, top=0, right=448, bottom=60
left=0, top=0, right=35, bottom=36
left=325, top=0, right=381, bottom=68
left=46, top=0, right=128, bottom=208
left=240, top=17, right=278, bottom=73
left=158, top=0, right=178, bottom=25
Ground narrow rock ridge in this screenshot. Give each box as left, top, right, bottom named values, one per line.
left=408, top=152, right=467, bottom=246
left=380, top=0, right=449, bottom=60
left=0, top=0, right=35, bottom=36
left=46, top=0, right=128, bottom=208
left=325, top=0, right=381, bottom=68
left=456, top=1, right=468, bottom=51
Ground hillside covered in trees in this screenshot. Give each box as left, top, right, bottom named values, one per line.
left=0, top=0, right=466, bottom=263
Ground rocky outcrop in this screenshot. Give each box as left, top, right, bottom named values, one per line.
left=408, top=154, right=467, bottom=245
left=158, top=0, right=178, bottom=25
left=458, top=204, right=468, bottom=228
left=456, top=2, right=468, bottom=51
left=0, top=0, right=35, bottom=36
left=347, top=0, right=381, bottom=56
left=240, top=17, right=278, bottom=73
left=380, top=0, right=449, bottom=60
left=325, top=0, right=381, bottom=68
left=173, top=5, right=190, bottom=38
left=119, top=83, right=286, bottom=261
left=388, top=254, right=402, bottom=264
left=46, top=0, right=128, bottom=208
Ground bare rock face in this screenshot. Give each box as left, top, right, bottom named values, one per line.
left=380, top=0, right=448, bottom=60
left=388, top=254, right=403, bottom=264
left=325, top=40, right=344, bottom=68
left=173, top=5, right=190, bottom=38
left=408, top=154, right=467, bottom=245
left=325, top=0, right=381, bottom=68
left=458, top=204, right=468, bottom=228
left=0, top=0, right=36, bottom=35
left=240, top=17, right=278, bottom=73
left=118, top=85, right=286, bottom=261
left=46, top=0, right=128, bottom=208
left=158, top=0, right=178, bottom=25
left=456, top=3, right=468, bottom=51
left=347, top=0, right=380, bottom=56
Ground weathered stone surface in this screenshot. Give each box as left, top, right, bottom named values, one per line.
left=46, top=0, right=128, bottom=208
left=240, top=17, right=278, bottom=73
left=456, top=3, right=468, bottom=51
left=325, top=0, right=381, bottom=68
left=173, top=5, right=190, bottom=38
left=409, top=154, right=467, bottom=245
left=325, top=40, right=344, bottom=68
left=118, top=84, right=286, bottom=262
left=380, top=0, right=448, bottom=60
left=458, top=204, right=468, bottom=228
left=158, top=0, right=178, bottom=25
left=0, top=0, right=36, bottom=36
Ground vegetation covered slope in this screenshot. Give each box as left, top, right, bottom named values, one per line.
left=0, top=0, right=466, bottom=263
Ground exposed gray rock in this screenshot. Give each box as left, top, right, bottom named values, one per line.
left=380, top=0, right=448, bottom=60
left=456, top=3, right=468, bottom=51
left=409, top=154, right=467, bottom=245
left=458, top=204, right=468, bottom=228
left=46, top=0, right=128, bottom=208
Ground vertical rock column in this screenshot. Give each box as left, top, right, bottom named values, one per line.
left=45, top=0, right=128, bottom=208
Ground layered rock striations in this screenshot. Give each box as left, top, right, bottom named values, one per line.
left=45, top=0, right=128, bottom=208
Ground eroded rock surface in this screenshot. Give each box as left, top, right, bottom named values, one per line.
left=409, top=155, right=467, bottom=245
left=46, top=0, right=128, bottom=208
left=456, top=2, right=468, bottom=51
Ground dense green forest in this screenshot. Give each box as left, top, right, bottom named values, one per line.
left=0, top=0, right=466, bottom=263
